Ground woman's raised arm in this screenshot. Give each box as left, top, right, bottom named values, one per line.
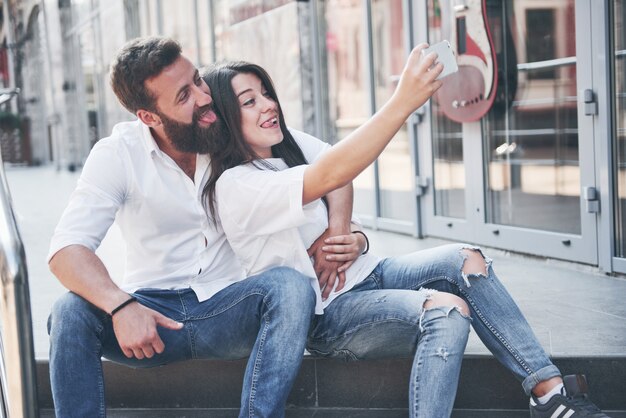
left=302, top=43, right=442, bottom=205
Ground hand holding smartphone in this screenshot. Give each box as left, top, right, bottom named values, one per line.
left=422, top=40, right=458, bottom=80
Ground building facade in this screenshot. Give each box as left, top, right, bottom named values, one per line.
left=3, top=0, right=626, bottom=275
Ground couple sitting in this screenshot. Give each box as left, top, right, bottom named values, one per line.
left=47, top=36, right=609, bottom=418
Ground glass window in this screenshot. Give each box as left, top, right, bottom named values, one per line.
left=428, top=0, right=466, bottom=219
left=525, top=9, right=556, bottom=80
left=483, top=0, right=580, bottom=234
left=98, top=0, right=133, bottom=129
left=78, top=26, right=99, bottom=148
left=614, top=0, right=626, bottom=257
left=136, top=0, right=160, bottom=36
left=372, top=0, right=413, bottom=222
left=159, top=0, right=199, bottom=63
left=323, top=0, right=375, bottom=217
left=213, top=0, right=304, bottom=130
left=197, top=0, right=215, bottom=67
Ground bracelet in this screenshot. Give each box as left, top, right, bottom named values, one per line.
left=110, top=296, right=137, bottom=317
left=352, top=230, right=370, bottom=255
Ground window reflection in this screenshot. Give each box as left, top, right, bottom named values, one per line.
left=159, top=0, right=199, bottom=63
left=372, top=0, right=413, bottom=221
left=213, top=0, right=305, bottom=131
left=525, top=9, right=556, bottom=80
left=428, top=0, right=466, bottom=219
left=324, top=0, right=375, bottom=216
left=197, top=1, right=215, bottom=67
left=483, top=0, right=580, bottom=234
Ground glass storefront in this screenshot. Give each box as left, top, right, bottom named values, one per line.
left=32, top=0, right=626, bottom=271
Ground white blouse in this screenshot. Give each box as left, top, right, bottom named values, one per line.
left=216, top=155, right=380, bottom=314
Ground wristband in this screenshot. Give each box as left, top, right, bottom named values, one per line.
left=110, top=296, right=137, bottom=317
left=352, top=230, right=370, bottom=255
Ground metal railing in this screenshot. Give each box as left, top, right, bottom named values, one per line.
left=0, top=88, right=39, bottom=418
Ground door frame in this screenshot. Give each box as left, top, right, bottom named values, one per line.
left=600, top=0, right=626, bottom=274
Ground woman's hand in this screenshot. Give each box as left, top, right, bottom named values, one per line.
left=311, top=230, right=367, bottom=299
left=321, top=231, right=366, bottom=272
left=390, top=43, right=444, bottom=116
left=308, top=228, right=347, bottom=300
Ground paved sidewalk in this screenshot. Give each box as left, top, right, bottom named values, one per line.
left=5, top=165, right=626, bottom=360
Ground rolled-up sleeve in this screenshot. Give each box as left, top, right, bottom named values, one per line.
left=216, top=165, right=317, bottom=238
left=47, top=140, right=128, bottom=262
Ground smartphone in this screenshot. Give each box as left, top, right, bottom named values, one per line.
left=422, top=40, right=458, bottom=80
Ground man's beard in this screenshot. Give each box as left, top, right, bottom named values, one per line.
left=158, top=105, right=227, bottom=154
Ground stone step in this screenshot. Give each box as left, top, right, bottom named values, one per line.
left=38, top=409, right=626, bottom=417
left=36, top=356, right=626, bottom=415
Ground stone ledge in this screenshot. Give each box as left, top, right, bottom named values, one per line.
left=36, top=356, right=626, bottom=412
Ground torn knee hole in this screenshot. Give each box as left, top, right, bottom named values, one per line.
left=423, top=294, right=470, bottom=317
left=461, top=249, right=488, bottom=276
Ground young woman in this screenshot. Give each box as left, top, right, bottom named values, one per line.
left=201, top=45, right=599, bottom=418
left=202, top=45, right=471, bottom=417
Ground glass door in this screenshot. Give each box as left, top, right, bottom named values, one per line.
left=419, top=0, right=598, bottom=264
left=612, top=0, right=626, bottom=272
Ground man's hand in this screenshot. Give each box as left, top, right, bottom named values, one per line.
left=112, top=302, right=183, bottom=359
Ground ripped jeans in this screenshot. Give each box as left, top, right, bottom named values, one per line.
left=307, top=244, right=560, bottom=417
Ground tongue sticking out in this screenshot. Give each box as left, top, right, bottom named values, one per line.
left=199, top=110, right=217, bottom=125
left=261, top=118, right=277, bottom=128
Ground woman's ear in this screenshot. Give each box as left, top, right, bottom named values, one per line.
left=137, top=109, right=161, bottom=127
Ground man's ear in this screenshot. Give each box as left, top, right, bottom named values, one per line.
left=137, top=109, right=161, bottom=127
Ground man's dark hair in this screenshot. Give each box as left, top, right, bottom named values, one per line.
left=110, top=37, right=182, bottom=114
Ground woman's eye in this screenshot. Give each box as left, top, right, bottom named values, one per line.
left=262, top=91, right=271, bottom=98
left=243, top=98, right=255, bottom=106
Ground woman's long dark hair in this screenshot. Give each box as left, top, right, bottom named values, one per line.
left=201, top=61, right=309, bottom=223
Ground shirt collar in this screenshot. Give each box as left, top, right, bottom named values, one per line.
left=139, top=120, right=163, bottom=157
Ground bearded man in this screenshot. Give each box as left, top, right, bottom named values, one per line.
left=47, top=36, right=361, bottom=418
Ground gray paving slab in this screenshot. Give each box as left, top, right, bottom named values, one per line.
left=4, top=165, right=626, bottom=360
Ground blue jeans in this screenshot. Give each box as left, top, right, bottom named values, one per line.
left=308, top=244, right=561, bottom=417
left=47, top=267, right=316, bottom=418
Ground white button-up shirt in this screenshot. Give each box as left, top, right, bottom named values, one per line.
left=48, top=120, right=329, bottom=301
